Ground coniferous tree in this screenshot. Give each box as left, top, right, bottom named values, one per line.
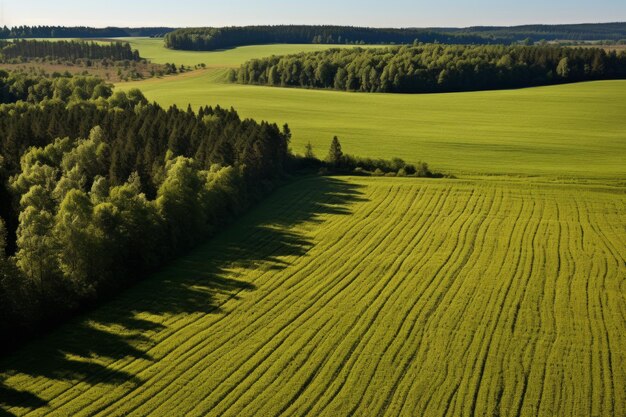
left=304, top=142, right=315, bottom=159
left=327, top=136, right=344, bottom=168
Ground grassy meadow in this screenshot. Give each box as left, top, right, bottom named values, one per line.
left=117, top=39, right=626, bottom=180
left=1, top=177, right=625, bottom=416
left=121, top=37, right=385, bottom=67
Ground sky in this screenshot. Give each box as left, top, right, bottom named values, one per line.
left=2, top=0, right=625, bottom=28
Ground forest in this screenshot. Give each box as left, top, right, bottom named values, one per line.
left=0, top=71, right=113, bottom=104
left=234, top=44, right=626, bottom=93
left=452, top=22, right=626, bottom=41
left=0, top=40, right=141, bottom=62
left=0, top=72, right=291, bottom=349
left=164, top=23, right=626, bottom=51
left=0, top=25, right=175, bottom=39
left=164, top=26, right=510, bottom=50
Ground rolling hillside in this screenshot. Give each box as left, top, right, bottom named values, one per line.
left=119, top=67, right=626, bottom=179
left=120, top=38, right=385, bottom=67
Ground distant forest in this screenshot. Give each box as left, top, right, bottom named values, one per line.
left=164, top=26, right=499, bottom=50
left=235, top=45, right=626, bottom=93
left=0, top=26, right=175, bottom=39
left=0, top=40, right=141, bottom=61
left=453, top=23, right=626, bottom=42
left=164, top=23, right=626, bottom=51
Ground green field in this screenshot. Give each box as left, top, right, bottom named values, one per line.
left=116, top=40, right=626, bottom=180
left=122, top=38, right=384, bottom=67
left=2, top=39, right=625, bottom=417
left=1, top=177, right=625, bottom=416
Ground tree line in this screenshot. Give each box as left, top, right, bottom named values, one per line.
left=453, top=23, right=626, bottom=42
left=0, top=39, right=141, bottom=62
left=0, top=73, right=290, bottom=349
left=297, top=136, right=438, bottom=178
left=0, top=71, right=114, bottom=104
left=164, top=26, right=508, bottom=51
left=234, top=44, right=626, bottom=93
left=164, top=23, right=626, bottom=51
left=0, top=26, right=175, bottom=39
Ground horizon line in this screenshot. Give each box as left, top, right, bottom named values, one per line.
left=2, top=21, right=626, bottom=30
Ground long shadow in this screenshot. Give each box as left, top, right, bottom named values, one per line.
left=0, top=381, right=47, bottom=417
left=0, top=176, right=367, bottom=416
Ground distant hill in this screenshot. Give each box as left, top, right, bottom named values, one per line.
left=452, top=22, right=626, bottom=41
left=0, top=26, right=176, bottom=39
left=3, top=23, right=624, bottom=47
left=163, top=23, right=626, bottom=51
left=164, top=26, right=498, bottom=50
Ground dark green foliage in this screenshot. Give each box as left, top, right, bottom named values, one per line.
left=0, top=26, right=175, bottom=39
left=0, top=40, right=141, bottom=62
left=0, top=216, right=36, bottom=340
left=315, top=137, right=437, bottom=177
left=0, top=100, right=288, bottom=188
left=304, top=141, right=315, bottom=159
left=326, top=136, right=344, bottom=168
left=0, top=76, right=290, bottom=349
left=342, top=156, right=435, bottom=177
left=236, top=44, right=626, bottom=93
left=164, top=25, right=503, bottom=51
left=0, top=72, right=113, bottom=104
left=453, top=22, right=626, bottom=42
left=164, top=23, right=626, bottom=51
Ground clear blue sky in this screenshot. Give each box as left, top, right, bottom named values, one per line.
left=2, top=0, right=625, bottom=28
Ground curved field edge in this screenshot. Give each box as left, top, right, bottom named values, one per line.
left=122, top=38, right=387, bottom=67
left=1, top=176, right=625, bottom=417
left=118, top=65, right=626, bottom=179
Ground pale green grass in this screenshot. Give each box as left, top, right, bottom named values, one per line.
left=120, top=68, right=626, bottom=179
left=7, top=38, right=363, bottom=67
left=1, top=177, right=625, bottom=416
left=29, top=38, right=621, bottom=180
left=122, top=38, right=384, bottom=67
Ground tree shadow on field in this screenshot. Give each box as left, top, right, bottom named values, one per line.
left=0, top=176, right=367, bottom=416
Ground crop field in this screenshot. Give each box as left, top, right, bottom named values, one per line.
left=117, top=40, right=626, bottom=179
left=1, top=177, right=625, bottom=417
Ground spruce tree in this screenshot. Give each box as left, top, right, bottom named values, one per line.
left=326, top=136, right=344, bottom=168
left=304, top=141, right=315, bottom=159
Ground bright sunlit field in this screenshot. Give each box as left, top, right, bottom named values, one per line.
left=112, top=39, right=626, bottom=179
left=2, top=177, right=625, bottom=417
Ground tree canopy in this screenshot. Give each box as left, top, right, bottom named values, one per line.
left=164, top=26, right=506, bottom=51
left=0, top=26, right=175, bottom=39
left=164, top=23, right=626, bottom=51
left=235, top=44, right=626, bottom=93
left=0, top=73, right=290, bottom=348
left=0, top=40, right=141, bottom=62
